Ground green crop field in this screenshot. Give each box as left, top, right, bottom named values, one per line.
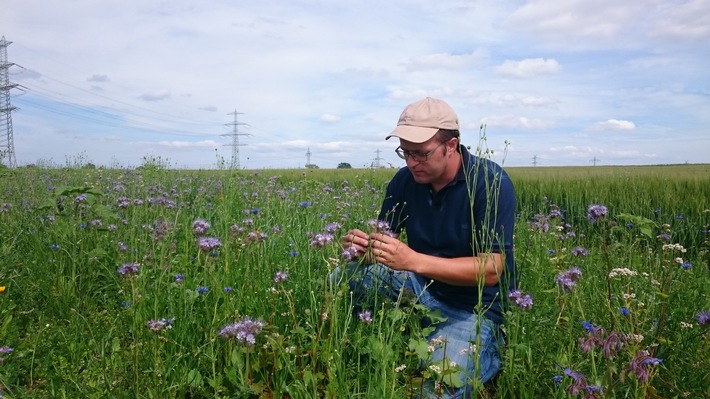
left=0, top=163, right=708, bottom=398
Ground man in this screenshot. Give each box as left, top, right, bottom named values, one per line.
left=340, top=97, right=517, bottom=398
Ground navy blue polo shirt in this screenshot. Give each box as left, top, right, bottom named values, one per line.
left=378, top=145, right=517, bottom=325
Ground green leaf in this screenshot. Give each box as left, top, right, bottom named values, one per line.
left=187, top=368, right=203, bottom=387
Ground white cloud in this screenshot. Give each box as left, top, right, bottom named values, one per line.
left=155, top=140, right=221, bottom=149
left=650, top=0, right=710, bottom=40
left=404, top=50, right=488, bottom=72
left=471, top=93, right=559, bottom=107
left=320, top=114, right=341, bottom=123
left=495, top=58, right=561, bottom=78
left=480, top=115, right=554, bottom=129
left=592, top=119, right=637, bottom=131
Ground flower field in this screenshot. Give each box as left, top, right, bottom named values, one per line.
left=0, top=163, right=708, bottom=398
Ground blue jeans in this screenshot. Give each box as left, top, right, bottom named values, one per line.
left=331, top=262, right=502, bottom=399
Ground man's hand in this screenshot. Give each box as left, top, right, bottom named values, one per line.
left=368, top=232, right=417, bottom=272
left=342, top=228, right=371, bottom=261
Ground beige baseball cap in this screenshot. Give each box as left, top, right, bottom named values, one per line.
left=385, top=97, right=459, bottom=143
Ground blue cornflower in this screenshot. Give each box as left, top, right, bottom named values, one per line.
left=581, top=321, right=600, bottom=334
left=552, top=374, right=563, bottom=387
left=620, top=307, right=630, bottom=316
left=289, top=250, right=299, bottom=256
left=0, top=346, right=13, bottom=354
left=174, top=274, right=185, bottom=284
left=50, top=244, right=60, bottom=250
left=299, top=201, right=312, bottom=207
left=224, top=286, right=233, bottom=293
left=681, top=262, right=692, bottom=269
left=197, top=286, right=208, bottom=294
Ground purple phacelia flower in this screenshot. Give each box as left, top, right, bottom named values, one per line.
left=556, top=267, right=583, bottom=292
left=696, top=310, right=710, bottom=326
left=325, top=222, right=342, bottom=233
left=273, top=271, right=288, bottom=284
left=310, top=233, right=334, bottom=248
left=219, top=317, right=266, bottom=346
left=359, top=310, right=373, bottom=324
left=341, top=246, right=360, bottom=261
left=117, top=262, right=140, bottom=276
left=146, top=317, right=175, bottom=332
left=587, top=204, right=608, bottom=222
left=508, top=289, right=533, bottom=309
left=197, top=236, right=222, bottom=252
left=192, top=218, right=211, bottom=235
left=571, top=246, right=590, bottom=257
left=367, top=219, right=395, bottom=236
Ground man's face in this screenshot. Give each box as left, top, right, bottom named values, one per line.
left=399, top=137, right=451, bottom=184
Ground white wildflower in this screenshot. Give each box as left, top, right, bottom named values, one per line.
left=608, top=268, right=638, bottom=278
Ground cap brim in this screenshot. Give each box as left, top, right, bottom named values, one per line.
left=385, top=125, right=438, bottom=143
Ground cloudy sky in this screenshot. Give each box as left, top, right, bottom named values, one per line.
left=2, top=0, right=709, bottom=169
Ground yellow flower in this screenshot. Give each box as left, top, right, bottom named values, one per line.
left=0, top=286, right=6, bottom=293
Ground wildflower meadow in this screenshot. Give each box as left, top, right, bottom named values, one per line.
left=0, top=161, right=708, bottom=398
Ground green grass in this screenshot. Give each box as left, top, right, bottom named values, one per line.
left=0, top=164, right=708, bottom=398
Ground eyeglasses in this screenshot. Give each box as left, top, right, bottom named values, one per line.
left=395, top=141, right=446, bottom=162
